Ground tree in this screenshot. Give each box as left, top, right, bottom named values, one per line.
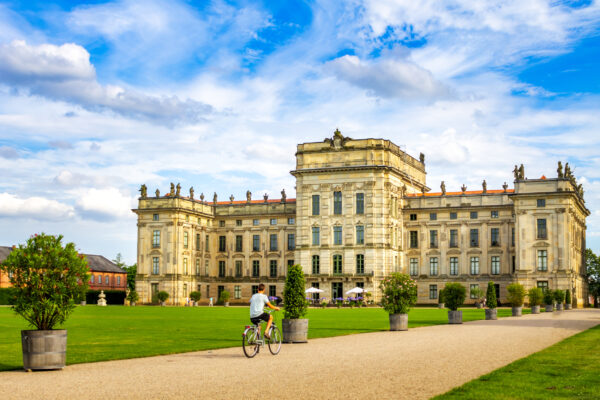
left=585, top=249, right=600, bottom=307
left=113, top=253, right=137, bottom=292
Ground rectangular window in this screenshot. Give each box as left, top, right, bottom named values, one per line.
left=430, top=213, right=437, bottom=221
left=537, top=219, right=547, bottom=239
left=312, top=195, right=320, bottom=216
left=410, top=213, right=417, bottom=221
left=470, top=284, right=479, bottom=299
left=204, top=260, right=209, bottom=276
left=236, top=219, right=242, bottom=226
left=511, top=227, right=515, bottom=246
left=429, top=257, right=438, bottom=276
left=270, top=234, right=278, bottom=251
left=183, top=258, right=188, bottom=275
left=288, top=234, right=295, bottom=250
left=97, top=275, right=102, bottom=283
left=253, top=219, right=259, bottom=226
left=470, top=229, right=479, bottom=247
left=270, top=260, right=277, bottom=277
left=269, top=285, right=276, bottom=298
left=450, top=257, right=458, bottom=276
left=429, top=285, right=437, bottom=300
left=105, top=276, right=109, bottom=285
left=537, top=199, right=546, bottom=207
left=312, top=227, right=320, bottom=245
left=288, top=217, right=295, bottom=225
left=234, top=285, right=241, bottom=299
left=512, top=255, right=516, bottom=274
left=470, top=211, right=478, bottom=219
left=252, top=260, right=260, bottom=277
left=470, top=257, right=480, bottom=275
left=356, top=254, right=365, bottom=274
left=491, top=256, right=500, bottom=275
left=491, top=228, right=500, bottom=246
left=153, top=213, right=159, bottom=221
left=312, top=255, right=320, bottom=274
left=537, top=281, right=548, bottom=291
left=356, top=225, right=364, bottom=245
left=253, top=235, right=260, bottom=251
left=333, top=254, right=342, bottom=274
left=252, top=285, right=259, bottom=295
left=310, top=283, right=320, bottom=301
left=196, top=259, right=200, bottom=275
left=218, top=261, right=225, bottom=277
left=90, top=275, right=94, bottom=284
left=152, top=230, right=160, bottom=248
left=270, top=218, right=277, bottom=225
left=196, top=233, right=200, bottom=250
left=429, top=230, right=438, bottom=248
left=356, top=193, right=364, bottom=214
left=409, top=258, right=418, bottom=276
left=287, top=259, right=294, bottom=267
left=333, top=226, right=342, bottom=245
left=205, top=235, right=209, bottom=252
left=450, top=229, right=458, bottom=247
left=219, top=236, right=226, bottom=252
left=152, top=257, right=159, bottom=274
left=491, top=210, right=499, bottom=218
left=450, top=212, right=457, bottom=220
left=235, top=235, right=243, bottom=252
left=235, top=260, right=242, bottom=277
left=333, top=191, right=342, bottom=215
left=183, top=232, right=189, bottom=248
left=219, top=220, right=225, bottom=227
left=410, top=231, right=418, bottom=248
left=538, top=250, right=548, bottom=271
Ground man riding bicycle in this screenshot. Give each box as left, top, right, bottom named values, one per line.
left=250, top=283, right=280, bottom=339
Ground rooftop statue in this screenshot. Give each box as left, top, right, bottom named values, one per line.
left=213, top=192, right=217, bottom=204
left=139, top=184, right=147, bottom=199
left=176, top=183, right=181, bottom=197
left=155, top=189, right=160, bottom=198
left=419, top=153, right=425, bottom=164
left=230, top=194, right=234, bottom=203
left=264, top=193, right=269, bottom=202
left=170, top=182, right=175, bottom=196
left=557, top=161, right=564, bottom=178
left=482, top=180, right=487, bottom=193
left=189, top=187, right=194, bottom=199
left=281, top=189, right=286, bottom=202
left=440, top=181, right=446, bottom=195
left=200, top=192, right=205, bottom=202
left=502, top=182, right=508, bottom=192
left=513, top=165, right=519, bottom=180
left=461, top=184, right=467, bottom=194
left=246, top=190, right=252, bottom=202
left=518, top=164, right=525, bottom=179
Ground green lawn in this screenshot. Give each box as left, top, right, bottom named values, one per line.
left=0, top=306, right=522, bottom=371
left=434, top=324, right=600, bottom=399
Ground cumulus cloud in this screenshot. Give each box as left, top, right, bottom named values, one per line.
left=75, top=187, right=136, bottom=221
left=0, top=40, right=213, bottom=125
left=327, top=55, right=450, bottom=100
left=0, top=146, right=19, bottom=159
left=0, top=193, right=75, bottom=220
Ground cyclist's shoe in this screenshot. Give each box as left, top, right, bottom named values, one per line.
left=264, top=333, right=271, bottom=340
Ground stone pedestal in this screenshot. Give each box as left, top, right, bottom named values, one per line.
left=97, top=290, right=107, bottom=306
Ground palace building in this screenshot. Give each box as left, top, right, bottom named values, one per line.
left=133, top=130, right=589, bottom=306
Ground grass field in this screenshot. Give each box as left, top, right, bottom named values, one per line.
left=0, top=306, right=524, bottom=371
left=434, top=324, right=600, bottom=399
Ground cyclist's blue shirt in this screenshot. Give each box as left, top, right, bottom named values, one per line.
left=249, top=293, right=269, bottom=317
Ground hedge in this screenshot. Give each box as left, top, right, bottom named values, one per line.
left=0, top=288, right=16, bottom=305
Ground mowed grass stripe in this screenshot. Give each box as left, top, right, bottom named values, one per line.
left=433, top=324, right=600, bottom=400
left=0, top=306, right=523, bottom=371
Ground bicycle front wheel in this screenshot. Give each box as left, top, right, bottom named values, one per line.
left=242, top=328, right=259, bottom=358
left=267, top=326, right=282, bottom=355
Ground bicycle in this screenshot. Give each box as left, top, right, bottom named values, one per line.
left=242, top=310, right=282, bottom=358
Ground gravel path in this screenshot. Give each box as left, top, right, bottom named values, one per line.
left=2, top=309, right=599, bottom=400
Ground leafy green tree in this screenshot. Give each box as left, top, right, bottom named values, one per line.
left=379, top=273, right=418, bottom=314
left=585, top=249, right=600, bottom=307
left=283, top=264, right=308, bottom=319
left=442, top=283, right=466, bottom=311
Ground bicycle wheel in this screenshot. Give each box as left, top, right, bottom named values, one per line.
left=242, top=328, right=259, bottom=358
left=267, top=326, right=282, bottom=355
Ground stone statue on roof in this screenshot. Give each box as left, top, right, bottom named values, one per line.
left=557, top=161, right=564, bottom=178
left=139, top=184, right=147, bottom=199
left=264, top=193, right=269, bottom=202
left=281, top=189, right=286, bottom=203
left=246, top=190, right=252, bottom=202
left=189, top=186, right=194, bottom=199
left=461, top=184, right=467, bottom=194
left=565, top=162, right=571, bottom=178
left=502, top=182, right=508, bottom=192
left=419, top=153, right=425, bottom=164
left=170, top=182, right=175, bottom=196
left=200, top=192, right=205, bottom=202
left=229, top=194, right=234, bottom=203
left=155, top=189, right=160, bottom=198
left=513, top=165, right=519, bottom=180
left=518, top=164, right=525, bottom=179
left=440, top=181, right=446, bottom=195
left=482, top=180, right=487, bottom=194
left=176, top=183, right=181, bottom=197
left=213, top=192, right=217, bottom=204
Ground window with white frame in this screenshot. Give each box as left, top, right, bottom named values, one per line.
left=409, top=258, right=418, bottom=276
left=491, top=256, right=500, bottom=275
left=429, top=257, right=438, bottom=276
left=450, top=257, right=458, bottom=275
left=470, top=257, right=480, bottom=275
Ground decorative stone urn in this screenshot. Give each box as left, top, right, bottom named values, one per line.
left=485, top=309, right=497, bottom=320
left=389, top=314, right=408, bottom=331
left=531, top=305, right=540, bottom=314
left=282, top=319, right=308, bottom=343
left=545, top=304, right=554, bottom=312
left=22, top=330, right=67, bottom=370
left=448, top=310, right=462, bottom=324
left=511, top=306, right=522, bottom=317
left=438, top=303, right=445, bottom=309
left=80, top=300, right=86, bottom=306
left=556, top=303, right=564, bottom=311
left=97, top=290, right=107, bottom=306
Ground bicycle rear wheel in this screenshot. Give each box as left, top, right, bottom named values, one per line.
left=243, top=328, right=259, bottom=358
left=267, top=326, right=282, bottom=355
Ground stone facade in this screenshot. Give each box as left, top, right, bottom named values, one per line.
left=133, top=130, right=589, bottom=306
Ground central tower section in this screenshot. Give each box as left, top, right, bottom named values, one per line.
left=291, top=130, right=428, bottom=299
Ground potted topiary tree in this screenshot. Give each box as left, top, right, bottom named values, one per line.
left=127, top=290, right=139, bottom=306
left=0, top=233, right=89, bottom=370
left=554, top=289, right=565, bottom=311
left=471, top=287, right=486, bottom=309
left=485, top=281, right=497, bottom=320
left=438, top=290, right=445, bottom=309
left=543, top=289, right=554, bottom=312
left=507, top=283, right=525, bottom=316
left=527, top=287, right=543, bottom=314
left=282, top=264, right=308, bottom=343
left=219, top=290, right=230, bottom=307
left=157, top=290, right=169, bottom=306
left=190, top=291, right=201, bottom=306
left=380, top=273, right=418, bottom=331
left=565, top=289, right=572, bottom=310
left=442, top=283, right=466, bottom=324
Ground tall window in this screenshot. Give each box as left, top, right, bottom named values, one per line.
left=288, top=234, right=295, bottom=250
left=537, top=219, right=547, bottom=239
left=270, top=260, right=277, bottom=277
left=356, top=193, right=364, bottom=214
left=252, top=235, right=260, bottom=251
left=196, top=259, right=200, bottom=275
left=205, top=260, right=209, bottom=276
left=429, top=230, right=438, bottom=248
left=538, top=250, right=548, bottom=271
left=333, top=226, right=342, bottom=245
left=218, top=236, right=226, bottom=252
left=333, top=191, right=342, bottom=215
left=252, top=260, right=260, bottom=277
left=470, top=257, right=480, bottom=275
left=450, top=257, right=458, bottom=275
left=152, top=257, right=159, bottom=274
left=183, top=258, right=188, bottom=275
left=312, top=227, right=320, bottom=245
left=429, top=285, right=438, bottom=300
left=152, top=230, right=160, bottom=248
left=235, top=235, right=243, bottom=252
left=269, top=285, right=276, bottom=298
left=410, top=231, right=418, bottom=248
left=356, top=225, right=364, bottom=244
left=470, top=284, right=479, bottom=299
left=409, top=258, right=418, bottom=276
left=235, top=260, right=242, bottom=277
left=105, top=276, right=109, bottom=285
left=153, top=213, right=159, bottom=221
left=470, top=229, right=479, bottom=247
left=491, top=256, right=500, bottom=275
left=491, top=228, right=500, bottom=246
left=312, top=255, right=320, bottom=274
left=429, top=257, right=438, bottom=276
left=218, top=261, right=225, bottom=277
left=333, top=255, right=342, bottom=274
left=117, top=276, right=121, bottom=285
left=234, top=286, right=241, bottom=299
left=90, top=275, right=94, bottom=284
left=183, top=232, right=188, bottom=248
left=450, top=229, right=458, bottom=247
left=312, top=195, right=320, bottom=216
left=196, top=233, right=200, bottom=250
left=356, top=254, right=364, bottom=274
left=205, top=235, right=209, bottom=252
left=511, top=227, right=515, bottom=246
left=270, top=234, right=278, bottom=251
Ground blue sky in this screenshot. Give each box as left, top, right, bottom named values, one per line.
left=0, top=0, right=599, bottom=263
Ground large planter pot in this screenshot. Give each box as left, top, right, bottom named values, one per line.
left=485, top=308, right=497, bottom=320
left=438, top=303, right=445, bottom=309
left=531, top=305, right=540, bottom=314
left=565, top=304, right=572, bottom=310
left=130, top=302, right=136, bottom=307
left=224, top=302, right=230, bottom=307
left=160, top=301, right=166, bottom=307
left=80, top=301, right=86, bottom=306
left=476, top=303, right=483, bottom=309
left=556, top=304, right=564, bottom=311
left=545, top=304, right=554, bottom=312
left=282, top=319, right=309, bottom=343
left=511, top=306, right=523, bottom=317
left=389, top=313, right=408, bottom=331
left=21, top=330, right=67, bottom=371
left=448, top=310, right=463, bottom=324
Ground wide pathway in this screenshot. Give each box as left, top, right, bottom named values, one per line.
left=2, top=309, right=599, bottom=399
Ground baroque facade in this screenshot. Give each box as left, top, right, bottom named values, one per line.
left=133, top=130, right=589, bottom=306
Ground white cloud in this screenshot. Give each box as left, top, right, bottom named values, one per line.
left=75, top=187, right=136, bottom=221
left=0, top=193, right=75, bottom=220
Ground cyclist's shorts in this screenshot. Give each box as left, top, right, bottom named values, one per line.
left=250, top=312, right=270, bottom=325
